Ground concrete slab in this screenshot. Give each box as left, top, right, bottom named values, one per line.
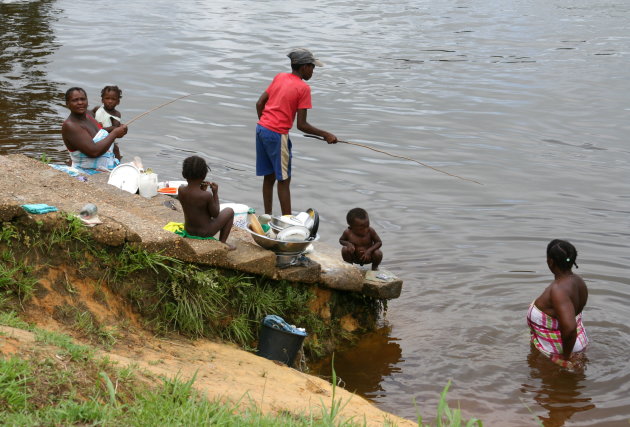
left=0, top=154, right=403, bottom=299
left=308, top=243, right=364, bottom=292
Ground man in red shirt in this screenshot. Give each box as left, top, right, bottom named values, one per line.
left=255, top=48, right=337, bottom=216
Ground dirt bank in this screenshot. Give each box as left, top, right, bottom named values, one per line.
left=0, top=322, right=413, bottom=425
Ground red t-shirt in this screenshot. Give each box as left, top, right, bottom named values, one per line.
left=258, top=73, right=312, bottom=134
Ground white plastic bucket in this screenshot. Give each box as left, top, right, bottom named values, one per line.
left=220, top=203, right=249, bottom=227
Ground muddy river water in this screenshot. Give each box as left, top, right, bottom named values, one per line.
left=1, top=0, right=629, bottom=425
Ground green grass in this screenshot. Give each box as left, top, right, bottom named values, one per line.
left=54, top=304, right=119, bottom=349
left=0, top=349, right=368, bottom=426
left=34, top=329, right=94, bottom=362
left=0, top=252, right=38, bottom=305
left=0, top=357, right=31, bottom=412
left=0, top=342, right=484, bottom=426
left=416, top=381, right=483, bottom=427
left=0, top=311, right=33, bottom=330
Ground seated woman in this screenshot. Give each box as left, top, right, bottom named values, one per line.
left=61, top=87, right=128, bottom=171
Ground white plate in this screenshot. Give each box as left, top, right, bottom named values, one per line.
left=107, top=163, right=140, bottom=194
left=277, top=225, right=311, bottom=242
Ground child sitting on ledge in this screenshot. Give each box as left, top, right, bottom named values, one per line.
left=177, top=156, right=236, bottom=250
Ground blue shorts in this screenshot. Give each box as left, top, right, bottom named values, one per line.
left=256, top=124, right=292, bottom=181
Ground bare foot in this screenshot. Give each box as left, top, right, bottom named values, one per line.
left=224, top=242, right=237, bottom=251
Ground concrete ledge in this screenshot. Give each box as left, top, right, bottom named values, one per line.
left=308, top=243, right=364, bottom=292
left=0, top=154, right=403, bottom=299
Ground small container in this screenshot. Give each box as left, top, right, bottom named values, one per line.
left=138, top=173, right=158, bottom=198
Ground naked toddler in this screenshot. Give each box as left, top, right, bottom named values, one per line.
left=339, top=207, right=383, bottom=271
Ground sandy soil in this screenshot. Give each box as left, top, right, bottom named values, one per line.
left=0, top=323, right=413, bottom=426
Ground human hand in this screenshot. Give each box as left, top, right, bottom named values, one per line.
left=324, top=132, right=338, bottom=144
left=200, top=181, right=210, bottom=191
left=114, top=124, right=128, bottom=138
left=360, top=250, right=371, bottom=263
left=550, top=353, right=585, bottom=371
left=209, top=182, right=218, bottom=193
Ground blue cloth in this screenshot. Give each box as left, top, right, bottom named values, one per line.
left=256, top=124, right=292, bottom=181
left=262, top=315, right=307, bottom=336
left=21, top=204, right=58, bottom=214
left=49, top=163, right=101, bottom=176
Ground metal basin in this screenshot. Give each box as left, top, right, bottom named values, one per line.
left=241, top=225, right=318, bottom=255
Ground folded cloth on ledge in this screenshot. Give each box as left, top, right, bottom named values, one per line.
left=21, top=204, right=58, bottom=214
left=163, top=222, right=217, bottom=240
left=49, top=164, right=101, bottom=176
left=527, top=301, right=588, bottom=368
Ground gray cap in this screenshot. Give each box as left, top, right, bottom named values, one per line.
left=287, top=48, right=324, bottom=67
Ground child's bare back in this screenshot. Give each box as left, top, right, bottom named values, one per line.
left=178, top=156, right=235, bottom=250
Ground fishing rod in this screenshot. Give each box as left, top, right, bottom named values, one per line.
left=125, top=92, right=205, bottom=126
left=303, top=134, right=482, bottom=185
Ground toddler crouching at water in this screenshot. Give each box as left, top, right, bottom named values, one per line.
left=339, top=207, right=383, bottom=270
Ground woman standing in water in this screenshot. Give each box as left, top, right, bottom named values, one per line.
left=527, top=239, right=589, bottom=369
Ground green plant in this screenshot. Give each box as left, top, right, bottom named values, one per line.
left=0, top=357, right=31, bottom=411
left=76, top=311, right=118, bottom=348
left=0, top=311, right=32, bottom=330
left=39, top=153, right=51, bottom=164
left=156, top=266, right=225, bottom=337
left=0, top=222, right=18, bottom=243
left=220, top=314, right=254, bottom=346
left=48, top=214, right=91, bottom=248
left=0, top=256, right=38, bottom=305
left=34, top=329, right=94, bottom=362
left=417, top=381, right=483, bottom=427
left=319, top=354, right=353, bottom=426
left=112, top=245, right=182, bottom=281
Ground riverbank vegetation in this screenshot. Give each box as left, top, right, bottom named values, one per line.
left=0, top=214, right=384, bottom=359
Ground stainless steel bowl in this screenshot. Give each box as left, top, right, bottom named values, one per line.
left=269, top=216, right=295, bottom=231
left=241, top=225, right=318, bottom=255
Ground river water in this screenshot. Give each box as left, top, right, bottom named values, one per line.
left=1, top=0, right=629, bottom=425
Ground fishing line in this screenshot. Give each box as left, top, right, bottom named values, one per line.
left=303, top=134, right=482, bottom=185
left=120, top=93, right=481, bottom=184
left=123, top=92, right=248, bottom=172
